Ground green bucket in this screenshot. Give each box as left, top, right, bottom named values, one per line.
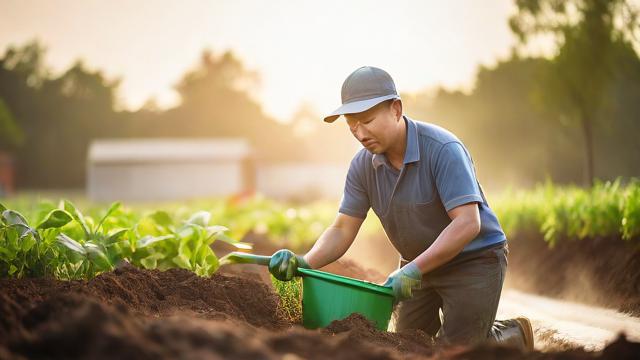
left=297, top=268, right=394, bottom=331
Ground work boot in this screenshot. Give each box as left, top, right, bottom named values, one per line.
left=514, top=317, right=534, bottom=351
left=489, top=318, right=534, bottom=351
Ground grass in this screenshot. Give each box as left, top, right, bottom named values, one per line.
left=271, top=275, right=303, bottom=323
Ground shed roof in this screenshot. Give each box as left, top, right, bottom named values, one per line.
left=88, top=138, right=252, bottom=164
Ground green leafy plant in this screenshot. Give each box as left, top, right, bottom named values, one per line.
left=0, top=202, right=73, bottom=277
left=495, top=178, right=640, bottom=246
left=130, top=210, right=250, bottom=276
left=54, top=200, right=128, bottom=279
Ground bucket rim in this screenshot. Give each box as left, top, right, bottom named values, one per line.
left=298, top=268, right=394, bottom=297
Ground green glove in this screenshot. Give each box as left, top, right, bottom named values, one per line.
left=382, top=262, right=422, bottom=301
left=268, top=249, right=310, bottom=281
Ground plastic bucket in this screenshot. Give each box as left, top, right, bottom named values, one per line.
left=297, top=268, right=394, bottom=331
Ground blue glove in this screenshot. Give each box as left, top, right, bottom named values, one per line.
left=268, top=249, right=310, bottom=281
left=382, top=262, right=422, bottom=301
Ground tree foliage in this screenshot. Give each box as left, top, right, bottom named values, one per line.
left=509, top=0, right=640, bottom=185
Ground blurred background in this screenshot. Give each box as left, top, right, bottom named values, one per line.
left=1, top=0, right=638, bottom=201
left=3, top=0, right=640, bottom=274
left=1, top=2, right=640, bottom=348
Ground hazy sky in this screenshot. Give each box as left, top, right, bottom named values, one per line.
left=1, top=0, right=520, bottom=121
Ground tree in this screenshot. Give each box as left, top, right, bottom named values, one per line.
left=130, top=49, right=307, bottom=162
left=0, top=40, right=123, bottom=188
left=0, top=98, right=24, bottom=151
left=510, top=0, right=640, bottom=186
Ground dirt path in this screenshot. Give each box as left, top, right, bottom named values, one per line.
left=498, top=289, right=640, bottom=352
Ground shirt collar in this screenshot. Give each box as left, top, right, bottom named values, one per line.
left=372, top=116, right=421, bottom=169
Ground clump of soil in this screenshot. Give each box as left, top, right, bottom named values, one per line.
left=324, top=313, right=435, bottom=357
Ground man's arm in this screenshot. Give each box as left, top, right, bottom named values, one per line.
left=412, top=202, right=481, bottom=274
left=302, top=212, right=365, bottom=269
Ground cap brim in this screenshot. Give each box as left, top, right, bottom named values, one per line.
left=323, top=94, right=401, bottom=123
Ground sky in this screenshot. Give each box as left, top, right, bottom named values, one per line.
left=0, top=0, right=522, bottom=121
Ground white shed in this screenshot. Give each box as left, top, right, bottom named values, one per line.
left=256, top=162, right=348, bottom=201
left=87, top=138, right=253, bottom=202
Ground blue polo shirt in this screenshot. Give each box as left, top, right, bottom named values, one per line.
left=339, top=116, right=506, bottom=261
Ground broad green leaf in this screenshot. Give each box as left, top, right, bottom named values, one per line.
left=105, top=228, right=128, bottom=245
left=135, top=217, right=161, bottom=237
left=204, top=225, right=229, bottom=244
left=205, top=225, right=228, bottom=235
left=57, top=233, right=86, bottom=255
left=176, top=223, right=202, bottom=243
left=85, top=243, right=112, bottom=270
left=172, top=253, right=191, bottom=269
left=10, top=223, right=33, bottom=240
left=140, top=256, right=157, bottom=269
left=34, top=201, right=57, bottom=225
left=136, top=234, right=173, bottom=248
left=150, top=210, right=173, bottom=228
left=37, top=209, right=73, bottom=230
left=204, top=253, right=219, bottom=273
left=63, top=200, right=91, bottom=237
left=139, top=252, right=165, bottom=269
left=2, top=210, right=29, bottom=227
left=20, top=232, right=36, bottom=251
left=8, top=264, right=18, bottom=275
left=0, top=246, right=16, bottom=260
left=96, top=201, right=122, bottom=232
left=186, top=211, right=211, bottom=227
left=178, top=235, right=193, bottom=260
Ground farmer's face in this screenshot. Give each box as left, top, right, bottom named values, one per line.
left=345, top=100, right=403, bottom=154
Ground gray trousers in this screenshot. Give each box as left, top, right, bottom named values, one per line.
left=393, top=243, right=527, bottom=349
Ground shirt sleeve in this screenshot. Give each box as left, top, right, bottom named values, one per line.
left=338, top=155, right=370, bottom=219
left=433, top=142, right=484, bottom=212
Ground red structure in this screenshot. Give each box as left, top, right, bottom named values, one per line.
left=0, top=152, right=15, bottom=196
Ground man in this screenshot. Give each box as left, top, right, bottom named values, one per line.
left=268, top=66, right=534, bottom=350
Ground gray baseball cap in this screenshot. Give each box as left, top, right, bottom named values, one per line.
left=324, top=66, right=400, bottom=123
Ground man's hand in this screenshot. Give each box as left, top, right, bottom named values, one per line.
left=268, top=249, right=310, bottom=281
left=382, top=262, right=422, bottom=301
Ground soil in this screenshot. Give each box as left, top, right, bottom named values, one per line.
left=1, top=262, right=639, bottom=359
left=505, top=232, right=640, bottom=316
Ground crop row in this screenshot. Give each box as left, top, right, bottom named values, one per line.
left=0, top=200, right=251, bottom=279
left=2, top=178, right=638, bottom=279
left=493, top=178, right=640, bottom=245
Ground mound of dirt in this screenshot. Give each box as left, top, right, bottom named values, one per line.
left=505, top=233, right=640, bottom=316
left=2, top=293, right=404, bottom=360
left=324, top=313, right=434, bottom=357
left=1, top=264, right=639, bottom=359
left=0, top=263, right=288, bottom=345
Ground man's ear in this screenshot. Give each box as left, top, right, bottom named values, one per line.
left=392, top=100, right=403, bottom=121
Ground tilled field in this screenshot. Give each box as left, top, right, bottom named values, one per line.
left=1, top=264, right=638, bottom=359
